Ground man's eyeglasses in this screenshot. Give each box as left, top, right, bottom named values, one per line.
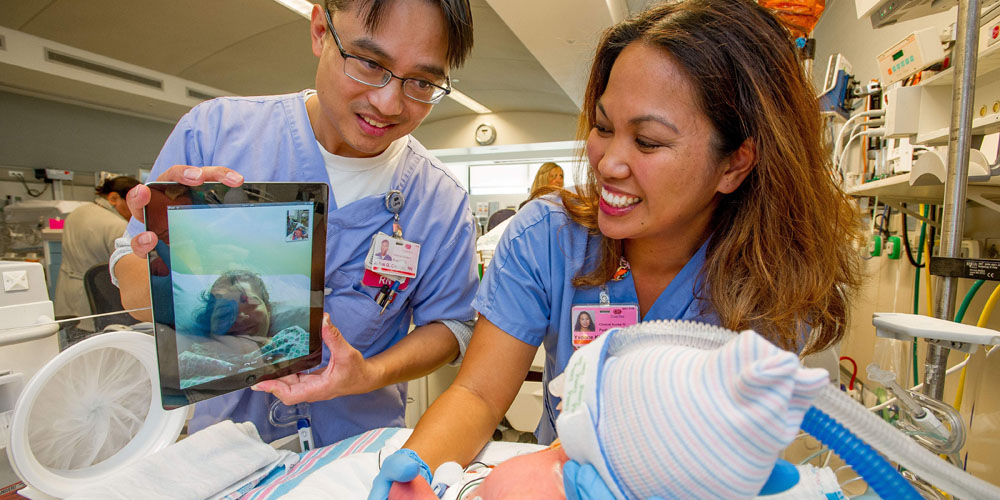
left=324, top=9, right=451, bottom=104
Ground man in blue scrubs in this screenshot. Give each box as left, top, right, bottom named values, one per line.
left=112, top=0, right=478, bottom=447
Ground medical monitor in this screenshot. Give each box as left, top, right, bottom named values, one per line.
left=144, top=182, right=327, bottom=409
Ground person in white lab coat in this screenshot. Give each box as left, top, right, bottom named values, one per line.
left=54, top=176, right=139, bottom=318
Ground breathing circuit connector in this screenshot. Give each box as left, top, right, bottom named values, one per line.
left=867, top=364, right=926, bottom=419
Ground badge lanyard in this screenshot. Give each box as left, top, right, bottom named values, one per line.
left=572, top=257, right=638, bottom=349
left=386, top=189, right=404, bottom=239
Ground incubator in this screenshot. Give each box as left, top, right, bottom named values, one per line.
left=1, top=201, right=85, bottom=255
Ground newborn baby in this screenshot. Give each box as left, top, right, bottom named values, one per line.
left=388, top=325, right=831, bottom=500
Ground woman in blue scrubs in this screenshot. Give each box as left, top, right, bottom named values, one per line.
left=369, top=0, right=864, bottom=494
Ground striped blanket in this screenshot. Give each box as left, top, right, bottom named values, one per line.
left=229, top=427, right=408, bottom=500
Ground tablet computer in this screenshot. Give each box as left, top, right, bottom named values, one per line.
left=144, top=182, right=327, bottom=409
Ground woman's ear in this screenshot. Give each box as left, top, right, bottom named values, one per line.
left=717, top=139, right=756, bottom=194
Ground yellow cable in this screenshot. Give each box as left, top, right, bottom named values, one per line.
left=924, top=232, right=933, bottom=316
left=953, top=283, right=1000, bottom=409
left=953, top=363, right=968, bottom=409
left=978, top=283, right=1000, bottom=328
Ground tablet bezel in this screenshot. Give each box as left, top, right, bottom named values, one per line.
left=144, top=182, right=327, bottom=410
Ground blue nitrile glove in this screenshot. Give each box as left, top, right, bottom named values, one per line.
left=367, top=448, right=433, bottom=500
left=758, top=459, right=800, bottom=495
left=563, top=460, right=616, bottom=500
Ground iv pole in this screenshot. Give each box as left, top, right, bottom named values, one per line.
left=924, top=0, right=981, bottom=400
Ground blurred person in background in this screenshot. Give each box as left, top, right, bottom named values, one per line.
left=529, top=162, right=564, bottom=193
left=54, top=175, right=140, bottom=318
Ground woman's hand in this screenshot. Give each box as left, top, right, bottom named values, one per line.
left=251, top=313, right=380, bottom=404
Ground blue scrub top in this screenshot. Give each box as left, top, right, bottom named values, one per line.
left=126, top=91, right=478, bottom=446
left=473, top=195, right=719, bottom=443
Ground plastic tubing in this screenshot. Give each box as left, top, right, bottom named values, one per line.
left=812, top=384, right=1000, bottom=499
left=800, top=407, right=921, bottom=499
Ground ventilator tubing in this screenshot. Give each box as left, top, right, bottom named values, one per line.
left=800, top=406, right=919, bottom=499
left=811, top=385, right=1000, bottom=500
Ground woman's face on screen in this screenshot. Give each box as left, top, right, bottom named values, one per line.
left=211, top=280, right=270, bottom=337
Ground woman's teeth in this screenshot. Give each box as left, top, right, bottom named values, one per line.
left=362, top=116, right=389, bottom=128
left=601, top=188, right=640, bottom=208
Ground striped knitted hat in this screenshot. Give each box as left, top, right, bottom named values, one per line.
left=596, top=329, right=829, bottom=499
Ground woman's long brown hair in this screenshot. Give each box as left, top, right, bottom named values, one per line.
left=557, top=0, right=863, bottom=354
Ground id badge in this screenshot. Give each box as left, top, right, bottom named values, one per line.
left=570, top=304, right=639, bottom=349
left=365, top=232, right=420, bottom=279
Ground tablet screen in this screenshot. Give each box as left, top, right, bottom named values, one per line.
left=146, top=183, right=327, bottom=409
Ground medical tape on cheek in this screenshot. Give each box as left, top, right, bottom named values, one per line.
left=555, top=329, right=628, bottom=500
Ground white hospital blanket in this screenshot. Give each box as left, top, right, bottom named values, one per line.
left=279, top=429, right=545, bottom=499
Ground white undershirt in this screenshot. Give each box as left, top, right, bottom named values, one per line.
left=305, top=91, right=406, bottom=208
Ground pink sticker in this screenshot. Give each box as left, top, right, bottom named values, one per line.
left=362, top=269, right=410, bottom=291
left=570, top=304, right=639, bottom=349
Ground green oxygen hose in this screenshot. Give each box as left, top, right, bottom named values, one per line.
left=955, top=280, right=986, bottom=323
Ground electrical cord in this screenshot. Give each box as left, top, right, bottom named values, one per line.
left=900, top=204, right=924, bottom=268
left=833, top=109, right=886, bottom=166
left=840, top=356, right=857, bottom=391
left=837, top=128, right=886, bottom=176
left=873, top=204, right=892, bottom=239
left=834, top=119, right=885, bottom=170
left=18, top=175, right=49, bottom=198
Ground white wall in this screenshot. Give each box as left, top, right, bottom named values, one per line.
left=412, top=111, right=578, bottom=150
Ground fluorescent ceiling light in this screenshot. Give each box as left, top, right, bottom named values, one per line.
left=274, top=0, right=314, bottom=18
left=448, top=88, right=492, bottom=114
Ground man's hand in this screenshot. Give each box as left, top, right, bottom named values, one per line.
left=251, top=313, right=381, bottom=404
left=127, top=165, right=244, bottom=258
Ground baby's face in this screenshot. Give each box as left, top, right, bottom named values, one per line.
left=210, top=281, right=270, bottom=337
left=388, top=447, right=569, bottom=500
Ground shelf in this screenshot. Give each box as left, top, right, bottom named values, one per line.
left=920, top=40, right=1000, bottom=88
left=915, top=113, right=1000, bottom=145
left=846, top=172, right=1000, bottom=206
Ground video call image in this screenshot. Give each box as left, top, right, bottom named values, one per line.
left=167, top=203, right=314, bottom=389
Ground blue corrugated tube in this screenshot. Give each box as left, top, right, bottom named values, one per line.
left=801, top=407, right=921, bottom=499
